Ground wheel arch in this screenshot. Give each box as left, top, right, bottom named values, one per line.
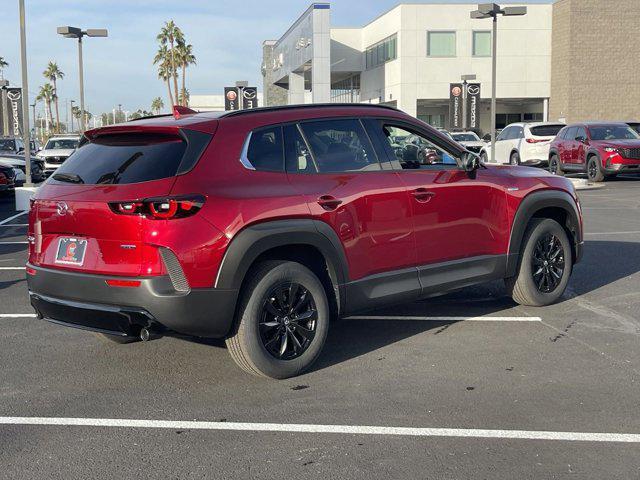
left=215, top=219, right=348, bottom=314
left=506, top=190, right=582, bottom=277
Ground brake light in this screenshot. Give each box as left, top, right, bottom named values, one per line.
left=106, top=279, right=141, bottom=288
left=526, top=138, right=548, bottom=144
left=108, top=195, right=205, bottom=220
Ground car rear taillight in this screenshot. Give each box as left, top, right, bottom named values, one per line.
left=526, top=138, right=549, bottom=144
left=105, top=279, right=141, bottom=288
left=108, top=195, right=205, bottom=220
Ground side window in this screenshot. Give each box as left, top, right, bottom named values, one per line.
left=297, top=119, right=380, bottom=173
left=284, top=125, right=316, bottom=173
left=497, top=127, right=511, bottom=141
left=565, top=127, right=577, bottom=141
left=574, top=127, right=587, bottom=140
left=512, top=127, right=524, bottom=139
left=244, top=126, right=284, bottom=172
left=381, top=124, right=458, bottom=170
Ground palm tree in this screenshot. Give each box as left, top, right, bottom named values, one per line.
left=37, top=84, right=55, bottom=134
left=176, top=42, right=196, bottom=106
left=154, top=46, right=175, bottom=107
left=0, top=57, right=8, bottom=80
left=177, top=89, right=190, bottom=107
left=151, top=97, right=164, bottom=114
left=156, top=21, right=184, bottom=104
left=43, top=62, right=64, bottom=133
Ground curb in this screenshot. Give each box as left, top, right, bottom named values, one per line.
left=570, top=178, right=605, bottom=191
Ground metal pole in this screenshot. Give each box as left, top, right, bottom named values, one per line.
left=18, top=0, right=32, bottom=186
left=490, top=14, right=497, bottom=163
left=70, top=100, right=74, bottom=132
left=462, top=79, right=468, bottom=131
left=78, top=36, right=86, bottom=132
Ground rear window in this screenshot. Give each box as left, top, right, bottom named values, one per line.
left=529, top=125, right=564, bottom=137
left=45, top=138, right=79, bottom=150
left=51, top=132, right=187, bottom=185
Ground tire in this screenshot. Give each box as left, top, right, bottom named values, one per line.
left=480, top=151, right=488, bottom=163
left=587, top=155, right=605, bottom=182
left=226, top=261, right=330, bottom=379
left=510, top=151, right=520, bottom=166
left=505, top=218, right=572, bottom=307
left=95, top=333, right=140, bottom=344
left=549, top=154, right=564, bottom=176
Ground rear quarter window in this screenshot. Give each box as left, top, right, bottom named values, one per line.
left=530, top=125, right=564, bottom=137
left=50, top=132, right=187, bottom=185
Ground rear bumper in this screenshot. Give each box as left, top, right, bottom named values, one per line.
left=27, top=264, right=238, bottom=338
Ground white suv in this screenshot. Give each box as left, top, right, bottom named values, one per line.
left=37, top=135, right=81, bottom=176
left=480, top=122, right=565, bottom=166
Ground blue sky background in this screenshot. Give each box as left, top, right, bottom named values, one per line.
left=0, top=0, right=553, bottom=118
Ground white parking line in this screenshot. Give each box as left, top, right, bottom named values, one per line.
left=0, top=224, right=27, bottom=227
left=0, top=241, right=28, bottom=245
left=0, top=314, right=36, bottom=318
left=0, top=267, right=25, bottom=270
left=0, top=212, right=27, bottom=225
left=585, top=231, right=640, bottom=236
left=0, top=417, right=638, bottom=443
left=345, top=316, right=542, bottom=322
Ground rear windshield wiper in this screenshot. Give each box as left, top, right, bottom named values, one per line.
left=52, top=172, right=84, bottom=184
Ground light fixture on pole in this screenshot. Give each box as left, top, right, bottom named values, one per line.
left=471, top=3, right=526, bottom=162
left=57, top=26, right=108, bottom=132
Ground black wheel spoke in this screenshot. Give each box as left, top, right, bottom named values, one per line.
left=259, top=282, right=318, bottom=361
left=531, top=233, right=565, bottom=294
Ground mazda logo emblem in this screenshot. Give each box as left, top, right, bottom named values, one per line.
left=467, top=85, right=480, bottom=95
left=56, top=202, right=68, bottom=216
left=7, top=91, right=21, bottom=101
left=243, top=90, right=256, bottom=100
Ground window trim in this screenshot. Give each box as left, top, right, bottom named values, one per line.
left=239, top=131, right=256, bottom=171
left=427, top=30, right=457, bottom=58
left=239, top=125, right=286, bottom=173
left=472, top=30, right=491, bottom=57
left=365, top=34, right=398, bottom=70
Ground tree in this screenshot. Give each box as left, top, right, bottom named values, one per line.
left=156, top=21, right=184, bottom=104
left=0, top=57, right=8, bottom=80
left=154, top=45, right=175, bottom=107
left=151, top=97, right=164, bottom=115
left=177, top=89, right=190, bottom=107
left=43, top=62, right=64, bottom=133
left=176, top=42, right=196, bottom=106
left=37, top=84, right=55, bottom=134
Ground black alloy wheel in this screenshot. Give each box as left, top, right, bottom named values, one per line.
left=510, top=151, right=520, bottom=165
left=588, top=158, right=598, bottom=179
left=259, top=282, right=317, bottom=360
left=549, top=156, right=559, bottom=175
left=531, top=233, right=565, bottom=293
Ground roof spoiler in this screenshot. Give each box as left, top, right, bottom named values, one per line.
left=173, top=105, right=198, bottom=119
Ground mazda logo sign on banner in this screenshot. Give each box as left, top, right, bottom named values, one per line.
left=4, top=88, right=24, bottom=138
left=241, top=87, right=259, bottom=110
left=466, top=83, right=481, bottom=130
left=449, top=83, right=463, bottom=130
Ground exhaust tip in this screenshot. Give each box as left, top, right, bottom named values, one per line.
left=139, top=327, right=162, bottom=342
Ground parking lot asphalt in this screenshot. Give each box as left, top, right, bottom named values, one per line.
left=1, top=177, right=639, bottom=479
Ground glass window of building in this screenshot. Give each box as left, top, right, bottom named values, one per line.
left=365, top=35, right=398, bottom=69
left=472, top=31, right=492, bottom=57
left=427, top=31, right=456, bottom=57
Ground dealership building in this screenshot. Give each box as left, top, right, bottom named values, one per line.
left=262, top=1, right=640, bottom=133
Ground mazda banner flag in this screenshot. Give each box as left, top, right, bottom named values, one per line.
left=449, top=83, right=463, bottom=130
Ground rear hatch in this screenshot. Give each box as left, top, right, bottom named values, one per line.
left=29, top=126, right=211, bottom=276
left=527, top=124, right=565, bottom=145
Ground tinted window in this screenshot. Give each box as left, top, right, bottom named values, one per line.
left=0, top=139, right=16, bottom=151
left=564, top=127, right=578, bottom=141
left=452, top=133, right=480, bottom=142
left=588, top=125, right=640, bottom=141
left=574, top=127, right=587, bottom=140
left=511, top=127, right=524, bottom=139
left=51, top=133, right=187, bottom=185
left=530, top=125, right=564, bottom=137
left=45, top=138, right=79, bottom=150
left=298, top=119, right=379, bottom=173
left=245, top=126, right=284, bottom=172
left=496, top=127, right=511, bottom=141
left=285, top=125, right=315, bottom=173
left=382, top=125, right=458, bottom=169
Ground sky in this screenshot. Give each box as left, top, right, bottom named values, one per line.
left=0, top=0, right=554, bottom=119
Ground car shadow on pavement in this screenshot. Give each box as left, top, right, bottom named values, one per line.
left=566, top=240, right=640, bottom=296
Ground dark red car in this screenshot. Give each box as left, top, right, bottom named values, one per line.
left=27, top=104, right=583, bottom=378
left=549, top=122, right=640, bottom=182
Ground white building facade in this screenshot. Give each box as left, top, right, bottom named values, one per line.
left=263, top=2, right=553, bottom=134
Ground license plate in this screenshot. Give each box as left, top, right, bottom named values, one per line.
left=55, top=238, right=88, bottom=266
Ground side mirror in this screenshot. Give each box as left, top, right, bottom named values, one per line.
left=461, top=152, right=480, bottom=176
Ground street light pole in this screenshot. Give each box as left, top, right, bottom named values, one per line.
left=57, top=26, right=108, bottom=133
left=471, top=3, right=527, bottom=163
left=18, top=0, right=32, bottom=186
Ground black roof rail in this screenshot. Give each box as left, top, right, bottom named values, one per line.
left=219, top=103, right=401, bottom=118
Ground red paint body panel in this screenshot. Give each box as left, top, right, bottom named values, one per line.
left=30, top=106, right=580, bottom=293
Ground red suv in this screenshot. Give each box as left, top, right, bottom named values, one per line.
left=549, top=122, right=640, bottom=182
left=27, top=105, right=583, bottom=378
